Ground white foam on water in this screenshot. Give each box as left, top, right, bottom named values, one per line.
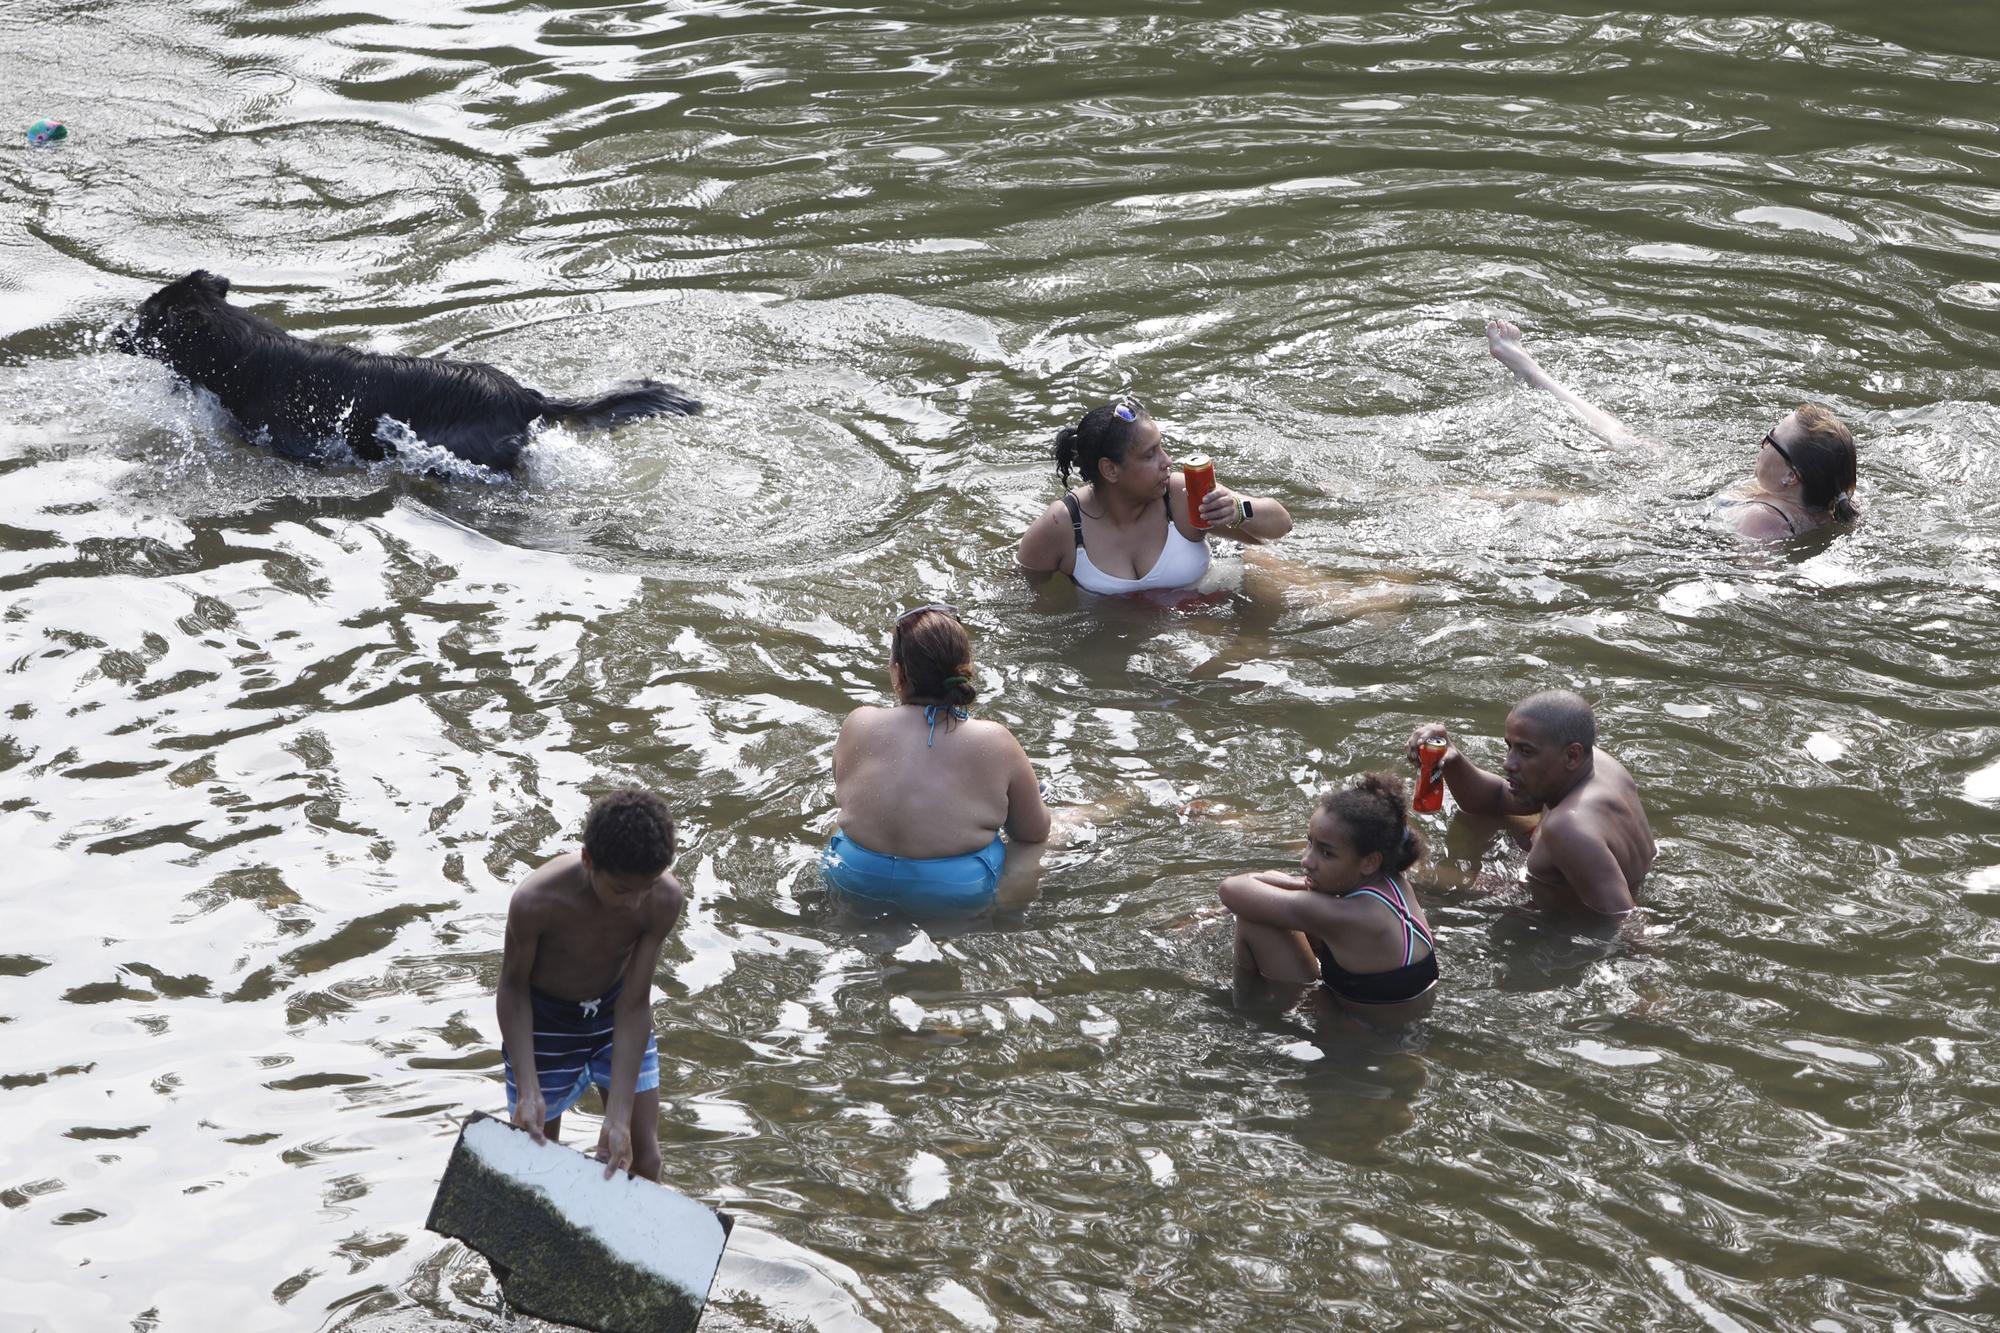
left=1648, top=1258, right=1752, bottom=1333
left=1006, top=996, right=1056, bottom=1025
left=888, top=996, right=927, bottom=1031
left=1660, top=578, right=1738, bottom=613
left=1140, top=1148, right=1176, bottom=1187
left=1080, top=1005, right=1120, bottom=1041
left=1783, top=1039, right=1883, bottom=1069
left=460, top=1117, right=725, bottom=1300
left=902, top=1151, right=951, bottom=1211
left=1564, top=1040, right=1663, bottom=1068
left=1732, top=205, right=1859, bottom=242
left=714, top=1223, right=881, bottom=1331
left=893, top=931, right=943, bottom=963
left=1944, top=1246, right=1990, bottom=1289
left=1963, top=759, right=2000, bottom=806
left=928, top=1278, right=997, bottom=1331
left=1804, top=732, right=1847, bottom=762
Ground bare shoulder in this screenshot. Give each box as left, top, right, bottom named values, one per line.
left=1730, top=504, right=1794, bottom=542
left=960, top=716, right=1026, bottom=751
left=839, top=704, right=891, bottom=734
left=1018, top=497, right=1075, bottom=570
left=1592, top=749, right=1644, bottom=798
left=1021, top=497, right=1073, bottom=539
left=1034, top=494, right=1073, bottom=523
left=1533, top=804, right=1590, bottom=849
left=642, top=870, right=688, bottom=930
left=509, top=852, right=583, bottom=918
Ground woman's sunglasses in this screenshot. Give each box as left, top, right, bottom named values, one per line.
left=894, top=602, right=959, bottom=629
left=1762, top=430, right=1798, bottom=473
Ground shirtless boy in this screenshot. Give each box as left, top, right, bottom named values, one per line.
left=1408, top=691, right=1654, bottom=920
left=497, top=787, right=686, bottom=1180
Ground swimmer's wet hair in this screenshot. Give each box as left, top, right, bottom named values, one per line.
left=1790, top=403, right=1860, bottom=523
left=1054, top=395, right=1151, bottom=489
left=1513, top=690, right=1596, bottom=753
left=893, top=608, right=978, bottom=715
left=1317, top=771, right=1424, bottom=876
left=582, top=786, right=676, bottom=877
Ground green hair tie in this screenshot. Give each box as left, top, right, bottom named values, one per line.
left=943, top=674, right=972, bottom=689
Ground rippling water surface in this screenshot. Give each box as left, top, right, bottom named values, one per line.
left=4, top=3, right=2000, bottom=1329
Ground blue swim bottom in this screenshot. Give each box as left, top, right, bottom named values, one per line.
left=822, top=829, right=1006, bottom=915
left=503, top=978, right=660, bottom=1121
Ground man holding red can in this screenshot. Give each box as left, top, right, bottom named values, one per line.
left=1406, top=690, right=1654, bottom=921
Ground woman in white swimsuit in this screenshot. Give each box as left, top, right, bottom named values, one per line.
left=1016, top=396, right=1292, bottom=595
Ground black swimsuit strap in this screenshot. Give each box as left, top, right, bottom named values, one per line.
left=1061, top=492, right=1085, bottom=549
left=1753, top=498, right=1798, bottom=537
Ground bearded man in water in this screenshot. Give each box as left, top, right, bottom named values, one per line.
left=1409, top=690, right=1654, bottom=920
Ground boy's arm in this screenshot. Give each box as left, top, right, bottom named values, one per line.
left=596, top=876, right=687, bottom=1178
left=496, top=893, right=547, bottom=1141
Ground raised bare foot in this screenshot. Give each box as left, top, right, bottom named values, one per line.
left=1486, top=318, right=1529, bottom=364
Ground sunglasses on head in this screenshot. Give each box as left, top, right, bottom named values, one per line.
left=894, top=602, right=959, bottom=629
left=1111, top=396, right=1143, bottom=423
left=1762, top=430, right=1798, bottom=473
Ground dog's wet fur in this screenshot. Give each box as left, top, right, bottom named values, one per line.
left=112, top=271, right=699, bottom=470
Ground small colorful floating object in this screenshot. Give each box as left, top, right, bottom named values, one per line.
left=26, top=119, right=68, bottom=147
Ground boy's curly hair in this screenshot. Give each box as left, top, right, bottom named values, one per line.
left=582, top=787, right=676, bottom=877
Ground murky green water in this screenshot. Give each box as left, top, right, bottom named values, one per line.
left=4, top=3, right=1999, bottom=1329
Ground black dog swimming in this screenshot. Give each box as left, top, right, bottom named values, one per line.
left=112, top=271, right=699, bottom=470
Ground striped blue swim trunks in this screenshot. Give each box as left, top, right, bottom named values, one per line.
left=503, top=978, right=660, bottom=1120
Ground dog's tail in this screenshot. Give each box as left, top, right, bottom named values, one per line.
left=542, top=379, right=701, bottom=429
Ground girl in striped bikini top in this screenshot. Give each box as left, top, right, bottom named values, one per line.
left=1218, top=771, right=1439, bottom=1026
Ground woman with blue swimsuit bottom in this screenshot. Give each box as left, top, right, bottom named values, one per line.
left=1017, top=395, right=1292, bottom=595
left=1219, top=771, right=1438, bottom=1029
left=824, top=604, right=1052, bottom=916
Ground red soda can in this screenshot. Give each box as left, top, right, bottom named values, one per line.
left=1413, top=738, right=1447, bottom=812
left=1183, top=454, right=1215, bottom=529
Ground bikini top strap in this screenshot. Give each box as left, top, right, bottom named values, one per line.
left=1061, top=492, right=1085, bottom=549
left=1350, top=875, right=1433, bottom=964
left=1759, top=499, right=1798, bottom=537
left=921, top=702, right=970, bottom=748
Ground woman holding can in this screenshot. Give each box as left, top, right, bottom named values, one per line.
left=1016, top=396, right=1293, bottom=596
